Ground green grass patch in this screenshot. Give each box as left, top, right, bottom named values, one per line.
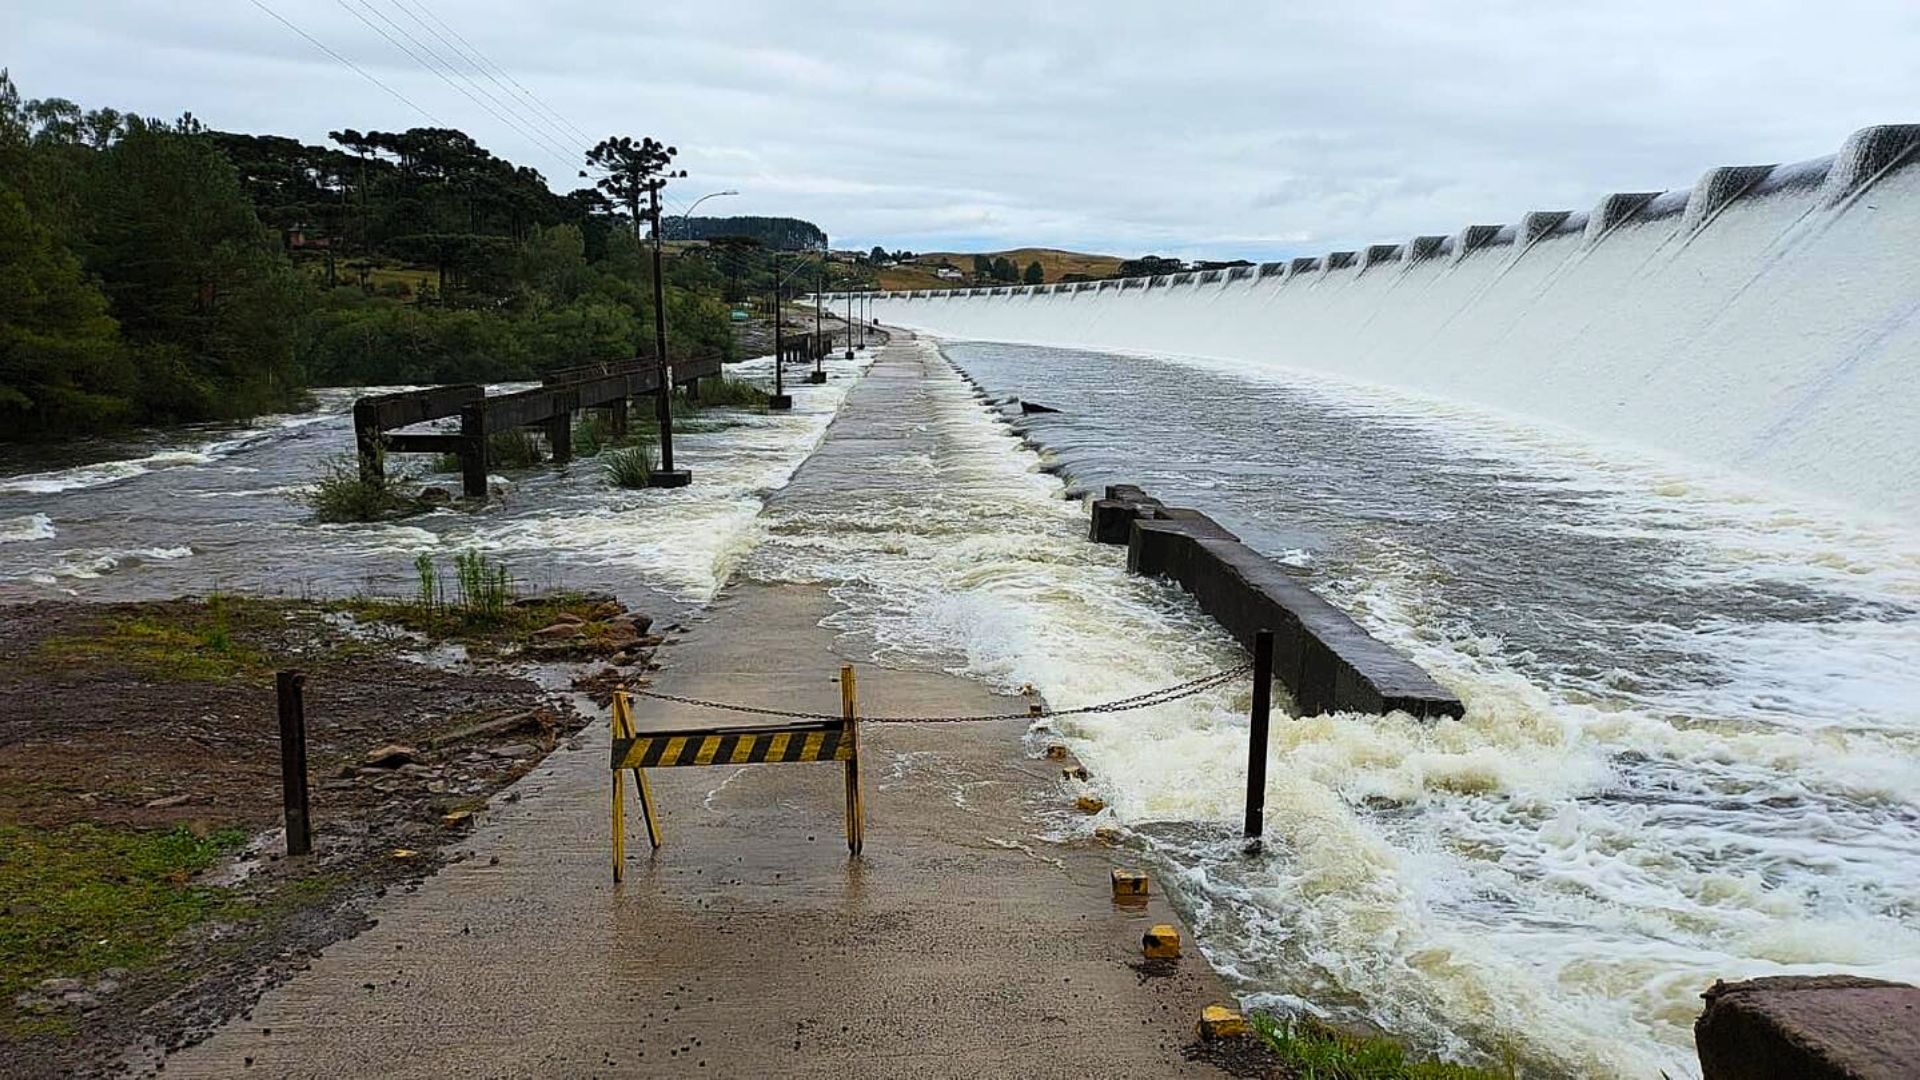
left=1251, top=1014, right=1514, bottom=1080
left=0, top=824, right=248, bottom=1028
left=36, top=596, right=274, bottom=682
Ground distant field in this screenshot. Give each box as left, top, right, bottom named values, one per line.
left=875, top=264, right=958, bottom=291
left=903, top=247, right=1124, bottom=286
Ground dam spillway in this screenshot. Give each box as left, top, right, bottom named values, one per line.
left=863, top=124, right=1920, bottom=520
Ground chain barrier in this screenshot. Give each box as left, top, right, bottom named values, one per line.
left=625, top=659, right=1253, bottom=725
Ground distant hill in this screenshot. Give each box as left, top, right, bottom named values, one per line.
left=890, top=247, right=1125, bottom=288
left=664, top=216, right=826, bottom=250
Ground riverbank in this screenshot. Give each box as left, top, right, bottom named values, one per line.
left=0, top=587, right=675, bottom=1078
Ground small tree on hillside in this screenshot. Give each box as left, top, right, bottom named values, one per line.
left=1022, top=260, right=1044, bottom=285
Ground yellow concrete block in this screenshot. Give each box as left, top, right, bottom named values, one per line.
left=1093, top=825, right=1122, bottom=843
left=1198, top=1004, right=1248, bottom=1041
left=1142, top=924, right=1181, bottom=960
left=1111, top=867, right=1149, bottom=897
left=1062, top=765, right=1089, bottom=781
left=1044, top=744, right=1069, bottom=760
left=1075, top=794, right=1106, bottom=814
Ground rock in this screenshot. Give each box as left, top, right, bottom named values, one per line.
left=597, top=630, right=640, bottom=653
left=63, top=990, right=99, bottom=1009
left=590, top=601, right=624, bottom=620
left=550, top=611, right=585, bottom=625
left=609, top=650, right=633, bottom=666
left=144, top=794, right=192, bottom=809
left=363, top=744, right=418, bottom=768
left=418, top=486, right=452, bottom=505
left=1074, top=795, right=1105, bottom=814
left=1043, top=744, right=1068, bottom=760
left=37, top=977, right=83, bottom=994
left=441, top=809, right=473, bottom=829
left=531, top=622, right=582, bottom=640
left=390, top=848, right=422, bottom=862
left=1696, top=975, right=1920, bottom=1079
left=91, top=978, right=119, bottom=995
left=491, top=743, right=537, bottom=759
left=637, top=634, right=665, bottom=648
left=628, top=613, right=654, bottom=636
left=425, top=780, right=447, bottom=794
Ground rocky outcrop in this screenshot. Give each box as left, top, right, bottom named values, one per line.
left=1696, top=975, right=1920, bottom=1079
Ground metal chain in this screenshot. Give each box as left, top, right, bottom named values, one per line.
left=625, top=660, right=1252, bottom=724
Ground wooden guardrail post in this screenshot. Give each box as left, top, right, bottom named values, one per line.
left=458, top=401, right=489, bottom=499
left=276, top=671, right=313, bottom=857
left=1243, top=629, right=1274, bottom=846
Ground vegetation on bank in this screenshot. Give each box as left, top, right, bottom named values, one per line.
left=35, top=593, right=274, bottom=682
left=1251, top=1014, right=1515, bottom=1080
left=0, top=70, right=829, bottom=441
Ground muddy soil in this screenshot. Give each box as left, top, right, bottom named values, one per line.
left=0, top=597, right=651, bottom=1079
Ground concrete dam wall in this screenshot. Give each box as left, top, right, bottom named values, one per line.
left=862, top=125, right=1920, bottom=520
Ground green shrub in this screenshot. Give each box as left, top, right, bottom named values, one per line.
left=487, top=428, right=545, bottom=468
left=603, top=445, right=655, bottom=488
left=684, top=375, right=769, bottom=410
left=299, top=454, right=420, bottom=523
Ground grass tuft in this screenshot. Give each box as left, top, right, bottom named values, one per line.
left=1251, top=1014, right=1515, bottom=1080
left=603, top=445, right=655, bottom=488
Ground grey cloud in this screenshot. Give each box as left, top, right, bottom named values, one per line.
left=5, top=0, right=1916, bottom=258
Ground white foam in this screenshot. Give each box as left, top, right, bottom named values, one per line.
left=0, top=513, right=55, bottom=544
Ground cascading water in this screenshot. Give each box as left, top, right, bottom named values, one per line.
left=836, top=126, right=1920, bottom=1077
left=867, top=124, right=1920, bottom=520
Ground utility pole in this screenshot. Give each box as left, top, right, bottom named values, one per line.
left=769, top=249, right=792, bottom=410
left=647, top=184, right=689, bottom=486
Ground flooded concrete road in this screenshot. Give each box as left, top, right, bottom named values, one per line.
left=162, top=344, right=1235, bottom=1078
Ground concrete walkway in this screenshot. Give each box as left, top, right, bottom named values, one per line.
left=165, top=344, right=1233, bottom=1078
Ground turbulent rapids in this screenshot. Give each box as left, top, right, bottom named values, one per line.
left=844, top=126, right=1920, bottom=1077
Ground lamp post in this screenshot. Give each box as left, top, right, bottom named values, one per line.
left=811, top=238, right=828, bottom=384
left=769, top=249, right=792, bottom=411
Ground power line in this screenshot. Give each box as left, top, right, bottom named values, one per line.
left=248, top=0, right=447, bottom=127
left=369, top=0, right=580, bottom=165
left=399, top=0, right=598, bottom=146
left=331, top=0, right=578, bottom=173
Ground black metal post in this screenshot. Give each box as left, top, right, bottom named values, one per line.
left=844, top=288, right=855, bottom=359
left=1243, top=629, right=1274, bottom=844
left=276, top=670, right=312, bottom=857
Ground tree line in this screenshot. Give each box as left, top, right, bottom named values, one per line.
left=0, top=71, right=821, bottom=442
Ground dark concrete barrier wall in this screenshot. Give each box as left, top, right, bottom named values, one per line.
left=1098, top=487, right=1463, bottom=719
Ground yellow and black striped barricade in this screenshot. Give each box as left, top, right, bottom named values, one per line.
left=609, top=665, right=865, bottom=880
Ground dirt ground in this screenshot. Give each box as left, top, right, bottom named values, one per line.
left=0, top=595, right=653, bottom=1079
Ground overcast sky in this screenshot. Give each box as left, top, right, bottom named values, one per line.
left=7, top=1, right=1918, bottom=259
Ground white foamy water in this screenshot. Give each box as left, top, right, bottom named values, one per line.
left=748, top=337, right=1920, bottom=1077
left=0, top=512, right=55, bottom=544
left=869, top=130, right=1920, bottom=521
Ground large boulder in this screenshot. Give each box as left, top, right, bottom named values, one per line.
left=1696, top=975, right=1920, bottom=1079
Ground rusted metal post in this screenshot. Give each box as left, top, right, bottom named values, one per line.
left=1244, top=629, right=1274, bottom=845
left=276, top=671, right=312, bottom=857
